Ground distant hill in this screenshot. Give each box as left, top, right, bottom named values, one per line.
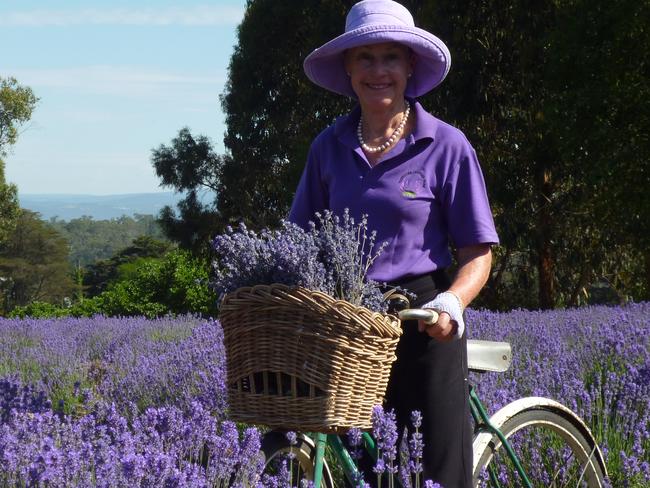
left=19, top=192, right=186, bottom=221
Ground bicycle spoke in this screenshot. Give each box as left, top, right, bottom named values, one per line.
left=476, top=424, right=597, bottom=487
left=549, top=446, right=576, bottom=488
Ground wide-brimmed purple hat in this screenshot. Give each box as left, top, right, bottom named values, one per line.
left=303, top=0, right=451, bottom=98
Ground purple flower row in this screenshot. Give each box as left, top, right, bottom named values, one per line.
left=0, top=315, right=227, bottom=419
left=0, top=302, right=648, bottom=485
left=467, top=302, right=650, bottom=486
left=0, top=382, right=262, bottom=487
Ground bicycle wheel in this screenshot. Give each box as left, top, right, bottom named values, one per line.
left=473, top=403, right=607, bottom=488
left=261, top=430, right=335, bottom=488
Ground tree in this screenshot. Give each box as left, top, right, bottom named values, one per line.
left=49, top=214, right=168, bottom=267
left=92, top=250, right=217, bottom=318
left=83, top=235, right=173, bottom=296
left=151, top=127, right=224, bottom=251
left=0, top=210, right=75, bottom=313
left=547, top=0, right=650, bottom=302
left=0, top=159, right=19, bottom=244
left=0, top=77, right=38, bottom=153
left=9, top=249, right=218, bottom=319
left=0, top=77, right=37, bottom=244
left=417, top=0, right=649, bottom=307
left=219, top=0, right=354, bottom=228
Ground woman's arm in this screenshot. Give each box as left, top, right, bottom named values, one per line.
left=419, top=243, right=492, bottom=342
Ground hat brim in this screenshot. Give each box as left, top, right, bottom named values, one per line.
left=303, top=24, right=451, bottom=98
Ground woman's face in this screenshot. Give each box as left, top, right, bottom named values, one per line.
left=344, top=42, right=414, bottom=109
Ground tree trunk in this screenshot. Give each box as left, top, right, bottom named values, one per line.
left=538, top=236, right=555, bottom=308
left=538, top=167, right=555, bottom=309
left=485, top=247, right=511, bottom=309
left=568, top=262, right=591, bottom=307
left=645, top=248, right=650, bottom=302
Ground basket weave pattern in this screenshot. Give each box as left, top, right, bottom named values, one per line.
left=219, top=284, right=402, bottom=433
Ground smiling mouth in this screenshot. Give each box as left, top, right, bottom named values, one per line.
left=366, top=83, right=391, bottom=90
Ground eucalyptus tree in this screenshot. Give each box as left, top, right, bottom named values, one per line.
left=417, top=0, right=649, bottom=307
left=151, top=127, right=224, bottom=252
left=0, top=210, right=75, bottom=312
left=219, top=0, right=355, bottom=228
left=0, top=77, right=38, bottom=244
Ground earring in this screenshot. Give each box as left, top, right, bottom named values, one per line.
left=408, top=73, right=412, bottom=78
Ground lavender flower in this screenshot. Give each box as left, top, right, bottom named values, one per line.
left=212, top=221, right=327, bottom=299
left=347, top=427, right=363, bottom=461
left=423, top=481, right=442, bottom=488
left=310, top=209, right=388, bottom=311
left=468, top=302, right=650, bottom=487
left=409, top=413, right=424, bottom=486
left=347, top=427, right=367, bottom=486
left=285, top=431, right=297, bottom=446
left=0, top=376, right=52, bottom=423
left=410, top=411, right=422, bottom=429
left=211, top=209, right=390, bottom=312
left=372, top=405, right=399, bottom=483
left=0, top=398, right=261, bottom=487
left=0, top=303, right=648, bottom=485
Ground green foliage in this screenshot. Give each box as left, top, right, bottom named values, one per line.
left=12, top=249, right=217, bottom=319
left=94, top=249, right=217, bottom=318
left=49, top=214, right=168, bottom=267
left=82, top=235, right=173, bottom=297
left=9, top=300, right=70, bottom=319
left=0, top=210, right=76, bottom=313
left=0, top=77, right=38, bottom=155
left=151, top=128, right=224, bottom=252
left=146, top=0, right=647, bottom=309
left=219, top=0, right=353, bottom=228
left=0, top=158, right=19, bottom=244
left=0, top=76, right=34, bottom=245
left=416, top=0, right=650, bottom=308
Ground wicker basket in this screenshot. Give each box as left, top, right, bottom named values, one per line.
left=219, top=284, right=402, bottom=433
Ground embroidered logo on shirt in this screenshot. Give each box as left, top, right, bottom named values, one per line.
left=399, top=171, right=426, bottom=198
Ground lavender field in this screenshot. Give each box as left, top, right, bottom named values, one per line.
left=0, top=304, right=648, bottom=486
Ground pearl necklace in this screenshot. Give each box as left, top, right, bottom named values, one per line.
left=357, top=100, right=411, bottom=154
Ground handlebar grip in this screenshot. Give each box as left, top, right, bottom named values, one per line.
left=397, top=309, right=439, bottom=324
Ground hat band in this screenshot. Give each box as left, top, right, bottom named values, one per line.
left=346, top=11, right=414, bottom=31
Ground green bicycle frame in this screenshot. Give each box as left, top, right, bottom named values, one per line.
left=310, top=431, right=377, bottom=487
left=311, top=432, right=327, bottom=487
left=306, top=387, right=533, bottom=488
left=469, top=386, right=533, bottom=488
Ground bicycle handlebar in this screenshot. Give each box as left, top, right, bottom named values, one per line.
left=397, top=309, right=440, bottom=324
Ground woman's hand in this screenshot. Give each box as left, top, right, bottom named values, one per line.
left=418, top=243, right=493, bottom=342
left=418, top=311, right=457, bottom=342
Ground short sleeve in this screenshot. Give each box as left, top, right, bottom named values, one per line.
left=441, top=144, right=499, bottom=248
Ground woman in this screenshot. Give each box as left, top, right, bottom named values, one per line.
left=289, top=1, right=499, bottom=486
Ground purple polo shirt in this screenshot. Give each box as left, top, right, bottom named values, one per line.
left=289, top=100, right=499, bottom=283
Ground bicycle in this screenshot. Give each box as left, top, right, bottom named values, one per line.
left=259, top=308, right=608, bottom=488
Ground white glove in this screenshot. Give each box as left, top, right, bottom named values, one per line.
left=421, top=291, right=465, bottom=339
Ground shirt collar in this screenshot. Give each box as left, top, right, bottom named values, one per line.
left=334, top=98, right=439, bottom=150
left=409, top=99, right=438, bottom=144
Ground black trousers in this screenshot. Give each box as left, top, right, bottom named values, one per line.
left=358, top=271, right=473, bottom=488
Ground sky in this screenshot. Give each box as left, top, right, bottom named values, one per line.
left=1, top=0, right=247, bottom=195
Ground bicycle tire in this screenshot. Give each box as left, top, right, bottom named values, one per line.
left=261, top=430, right=335, bottom=488
left=473, top=405, right=607, bottom=487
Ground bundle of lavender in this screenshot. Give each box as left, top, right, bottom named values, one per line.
left=211, top=209, right=390, bottom=313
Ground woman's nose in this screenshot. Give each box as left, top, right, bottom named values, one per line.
left=370, top=60, right=389, bottom=75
